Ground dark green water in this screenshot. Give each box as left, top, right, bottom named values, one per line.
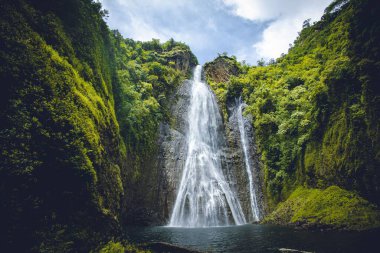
left=125, top=224, right=379, bottom=253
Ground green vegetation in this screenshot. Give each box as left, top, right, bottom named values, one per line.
left=0, top=0, right=125, bottom=251
left=0, top=0, right=196, bottom=251
left=204, top=55, right=246, bottom=119
left=264, top=186, right=380, bottom=230
left=111, top=33, right=197, bottom=169
left=110, top=33, right=197, bottom=226
left=205, top=0, right=379, bottom=225
left=97, top=241, right=151, bottom=253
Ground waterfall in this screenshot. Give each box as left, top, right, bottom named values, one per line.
left=169, top=66, right=246, bottom=227
left=236, top=98, right=261, bottom=221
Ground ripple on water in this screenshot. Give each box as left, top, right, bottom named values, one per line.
left=125, top=224, right=380, bottom=253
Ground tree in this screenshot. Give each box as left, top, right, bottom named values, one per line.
left=257, top=58, right=266, bottom=66
left=303, top=18, right=311, bottom=28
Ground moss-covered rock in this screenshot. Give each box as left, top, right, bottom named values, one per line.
left=264, top=186, right=380, bottom=231
left=204, top=55, right=245, bottom=121
left=204, top=55, right=241, bottom=83
left=0, top=1, right=125, bottom=251
left=97, top=241, right=151, bottom=253
left=204, top=0, right=380, bottom=216
left=0, top=0, right=197, bottom=251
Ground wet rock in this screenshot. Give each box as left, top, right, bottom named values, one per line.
left=123, top=80, right=193, bottom=225
left=154, top=80, right=192, bottom=222
left=224, top=98, right=266, bottom=222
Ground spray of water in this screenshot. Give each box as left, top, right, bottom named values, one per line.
left=169, top=66, right=246, bottom=227
left=236, top=99, right=261, bottom=221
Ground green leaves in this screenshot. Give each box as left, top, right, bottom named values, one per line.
left=264, top=186, right=380, bottom=230
left=0, top=1, right=127, bottom=251
left=205, top=0, right=379, bottom=209
left=112, top=35, right=191, bottom=154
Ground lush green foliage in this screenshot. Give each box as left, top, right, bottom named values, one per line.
left=0, top=0, right=196, bottom=251
left=205, top=0, right=380, bottom=210
left=111, top=33, right=197, bottom=158
left=97, top=241, right=151, bottom=253
left=109, top=33, right=197, bottom=220
left=0, top=0, right=126, bottom=251
left=264, top=186, right=380, bottom=230
left=204, top=55, right=247, bottom=119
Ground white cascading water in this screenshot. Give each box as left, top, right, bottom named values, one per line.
left=169, top=66, right=246, bottom=227
left=236, top=100, right=261, bottom=221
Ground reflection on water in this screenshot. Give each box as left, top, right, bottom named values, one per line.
left=125, top=224, right=379, bottom=253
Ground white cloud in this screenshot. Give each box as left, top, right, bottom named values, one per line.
left=100, top=0, right=171, bottom=41
left=99, top=0, right=229, bottom=63
left=222, top=0, right=332, bottom=61
left=127, top=15, right=169, bottom=41
left=222, top=0, right=283, bottom=21
left=253, top=17, right=301, bottom=60
left=207, top=18, right=218, bottom=32
left=99, top=0, right=333, bottom=64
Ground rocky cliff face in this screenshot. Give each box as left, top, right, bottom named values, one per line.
left=123, top=80, right=193, bottom=225
left=224, top=100, right=265, bottom=221
left=204, top=56, right=240, bottom=83
left=113, top=39, right=198, bottom=225
left=204, top=57, right=266, bottom=221
left=148, top=66, right=265, bottom=224
left=155, top=80, right=192, bottom=222
left=164, top=50, right=198, bottom=78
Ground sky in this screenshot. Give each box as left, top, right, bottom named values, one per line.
left=99, top=0, right=332, bottom=64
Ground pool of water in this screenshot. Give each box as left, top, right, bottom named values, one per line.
left=124, top=224, right=379, bottom=253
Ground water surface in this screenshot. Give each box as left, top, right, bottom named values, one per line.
left=125, top=224, right=379, bottom=253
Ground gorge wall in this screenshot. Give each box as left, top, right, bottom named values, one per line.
left=0, top=1, right=125, bottom=251
left=224, top=100, right=265, bottom=221
left=203, top=0, right=380, bottom=230
left=128, top=79, right=193, bottom=225
left=0, top=0, right=198, bottom=251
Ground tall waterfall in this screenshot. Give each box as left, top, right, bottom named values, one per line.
left=236, top=99, right=261, bottom=221
left=169, top=66, right=246, bottom=227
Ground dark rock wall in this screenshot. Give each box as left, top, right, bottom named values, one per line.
left=156, top=80, right=192, bottom=222
left=125, top=80, right=192, bottom=225
left=224, top=100, right=266, bottom=221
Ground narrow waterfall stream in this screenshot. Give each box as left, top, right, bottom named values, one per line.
left=169, top=66, right=246, bottom=227
left=236, top=99, right=261, bottom=221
